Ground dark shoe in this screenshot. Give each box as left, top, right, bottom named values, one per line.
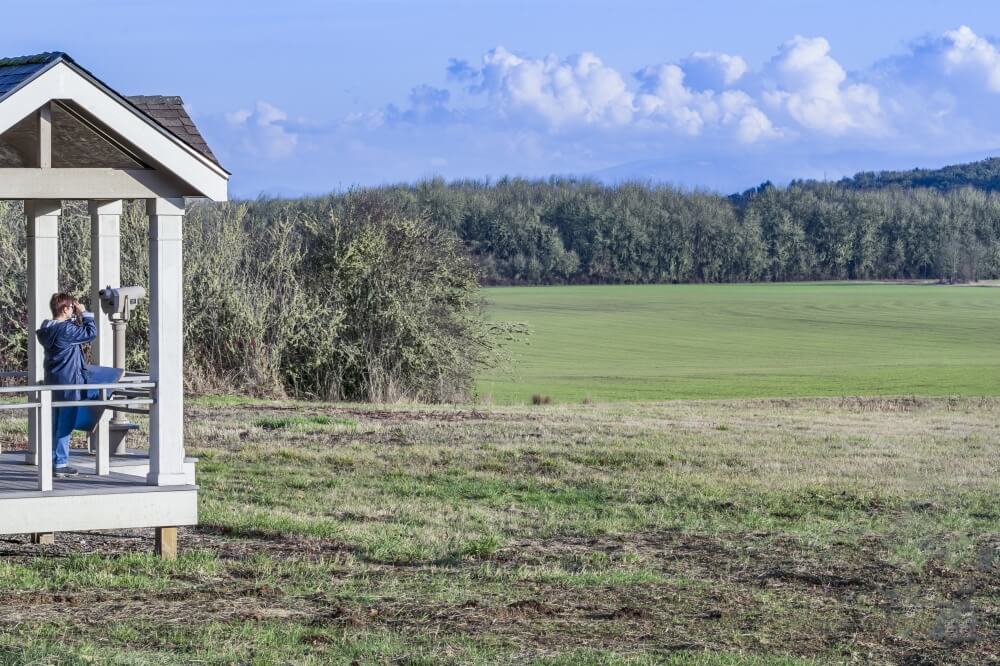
left=54, top=466, right=79, bottom=477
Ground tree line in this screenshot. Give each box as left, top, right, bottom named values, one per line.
left=257, top=178, right=1000, bottom=285
left=827, top=156, right=1000, bottom=193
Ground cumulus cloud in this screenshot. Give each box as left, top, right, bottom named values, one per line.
left=940, top=25, right=1000, bottom=92
left=224, top=109, right=252, bottom=126
left=881, top=25, right=1000, bottom=96
left=863, top=25, right=1000, bottom=148
left=431, top=47, right=774, bottom=143
left=760, top=36, right=883, bottom=135
left=384, top=85, right=457, bottom=124
left=467, top=47, right=636, bottom=127
left=633, top=64, right=705, bottom=134
left=225, top=101, right=299, bottom=158
left=679, top=51, right=748, bottom=90
left=223, top=25, right=1000, bottom=196
left=720, top=91, right=780, bottom=143
left=349, top=26, right=1000, bottom=153
left=633, top=64, right=777, bottom=142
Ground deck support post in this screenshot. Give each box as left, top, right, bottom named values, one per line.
left=154, top=527, right=177, bottom=559
left=37, top=390, right=52, bottom=491
left=88, top=200, right=122, bottom=474
left=25, top=200, right=61, bottom=466
left=146, top=198, right=187, bottom=486
left=30, top=533, right=54, bottom=545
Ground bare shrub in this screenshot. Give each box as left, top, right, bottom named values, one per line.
left=0, top=196, right=516, bottom=403
left=0, top=201, right=26, bottom=374
left=306, top=191, right=502, bottom=402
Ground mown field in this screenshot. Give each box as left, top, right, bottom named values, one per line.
left=0, top=397, right=997, bottom=664
left=478, top=283, right=1000, bottom=404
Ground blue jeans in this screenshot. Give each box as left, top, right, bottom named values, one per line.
left=52, top=397, right=77, bottom=468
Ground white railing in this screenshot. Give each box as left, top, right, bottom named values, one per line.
left=0, top=379, right=155, bottom=491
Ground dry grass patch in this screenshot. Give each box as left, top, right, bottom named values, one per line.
left=0, top=397, right=996, bottom=663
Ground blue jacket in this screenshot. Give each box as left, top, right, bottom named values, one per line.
left=36, top=312, right=97, bottom=400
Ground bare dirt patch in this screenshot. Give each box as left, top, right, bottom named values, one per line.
left=3, top=526, right=992, bottom=663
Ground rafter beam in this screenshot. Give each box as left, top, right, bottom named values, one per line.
left=0, top=168, right=190, bottom=199
left=37, top=103, right=51, bottom=168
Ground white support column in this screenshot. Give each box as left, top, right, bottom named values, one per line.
left=89, top=200, right=122, bottom=475
left=147, top=198, right=187, bottom=486
left=25, top=200, right=60, bottom=466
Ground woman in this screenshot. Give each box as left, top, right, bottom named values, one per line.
left=35, top=293, right=96, bottom=477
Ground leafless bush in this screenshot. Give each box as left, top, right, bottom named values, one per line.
left=0, top=196, right=515, bottom=403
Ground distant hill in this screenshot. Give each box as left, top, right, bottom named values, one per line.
left=803, top=157, right=1000, bottom=192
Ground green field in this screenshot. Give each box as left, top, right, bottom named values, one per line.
left=479, top=282, right=1000, bottom=403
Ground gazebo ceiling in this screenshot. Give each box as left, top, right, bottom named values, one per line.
left=0, top=100, right=146, bottom=169
left=0, top=52, right=228, bottom=201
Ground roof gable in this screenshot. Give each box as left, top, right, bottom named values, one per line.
left=0, top=53, right=228, bottom=200
left=0, top=53, right=223, bottom=170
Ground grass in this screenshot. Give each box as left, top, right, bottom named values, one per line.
left=0, top=397, right=996, bottom=663
left=1, top=282, right=998, bottom=662
left=478, top=282, right=1000, bottom=403
left=254, top=414, right=357, bottom=431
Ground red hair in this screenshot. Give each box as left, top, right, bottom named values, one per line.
left=49, top=293, right=75, bottom=318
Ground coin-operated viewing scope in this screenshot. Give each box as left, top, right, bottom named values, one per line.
left=97, top=286, right=147, bottom=454
left=99, top=286, right=145, bottom=322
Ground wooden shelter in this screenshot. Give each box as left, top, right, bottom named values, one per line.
left=0, top=53, right=229, bottom=555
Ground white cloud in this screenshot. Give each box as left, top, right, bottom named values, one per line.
left=939, top=25, right=1000, bottom=92
left=433, top=47, right=777, bottom=143
left=224, top=109, right=251, bottom=126
left=863, top=25, right=1000, bottom=150
left=634, top=64, right=705, bottom=135
left=680, top=51, right=748, bottom=90
left=225, top=26, right=1000, bottom=196
left=719, top=91, right=780, bottom=143
left=471, top=47, right=636, bottom=127
left=387, top=85, right=456, bottom=124
left=633, top=64, right=777, bottom=143
left=224, top=101, right=299, bottom=159
left=347, top=29, right=1000, bottom=154
left=761, top=35, right=882, bottom=135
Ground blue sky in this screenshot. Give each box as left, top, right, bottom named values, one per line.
left=5, top=0, right=1000, bottom=196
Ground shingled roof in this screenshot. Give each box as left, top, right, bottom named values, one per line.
left=0, top=52, right=223, bottom=169
left=126, top=96, right=220, bottom=166
left=0, top=52, right=64, bottom=97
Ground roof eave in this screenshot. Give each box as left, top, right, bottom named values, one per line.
left=54, top=56, right=230, bottom=178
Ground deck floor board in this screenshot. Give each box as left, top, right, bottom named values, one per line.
left=0, top=451, right=195, bottom=498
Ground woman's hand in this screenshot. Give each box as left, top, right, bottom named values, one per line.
left=73, top=301, right=85, bottom=317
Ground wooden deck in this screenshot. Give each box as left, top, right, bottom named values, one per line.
left=0, top=450, right=198, bottom=535
left=0, top=450, right=171, bottom=498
